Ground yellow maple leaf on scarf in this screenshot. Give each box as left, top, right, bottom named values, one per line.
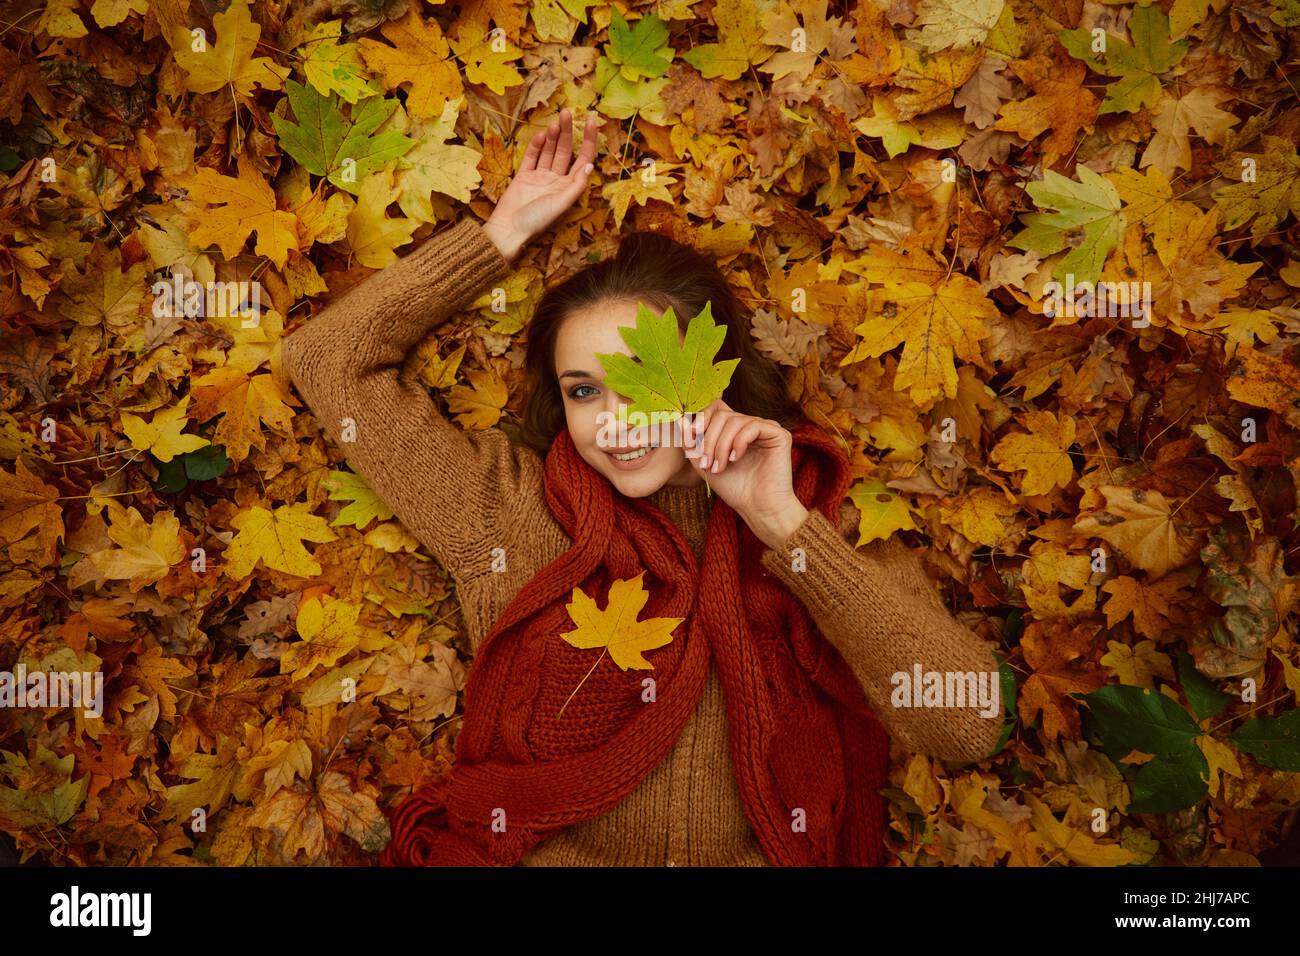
left=560, top=572, right=683, bottom=671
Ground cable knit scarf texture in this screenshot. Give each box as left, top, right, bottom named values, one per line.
left=380, top=422, right=889, bottom=866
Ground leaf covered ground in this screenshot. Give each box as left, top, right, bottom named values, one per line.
left=1, top=0, right=1299, bottom=866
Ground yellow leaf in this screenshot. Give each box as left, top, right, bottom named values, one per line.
left=446, top=366, right=508, bottom=430
left=842, top=276, right=994, bottom=407
left=178, top=163, right=299, bottom=269
left=346, top=165, right=420, bottom=268
left=394, top=100, right=483, bottom=221
left=86, top=503, right=185, bottom=591
left=222, top=503, right=338, bottom=579
left=190, top=367, right=297, bottom=464
left=36, top=0, right=87, bottom=38
left=1101, top=575, right=1184, bottom=640
left=120, top=395, right=210, bottom=462
left=282, top=596, right=362, bottom=682
left=560, top=572, right=684, bottom=670
left=1025, top=792, right=1137, bottom=866
left=912, top=0, right=1005, bottom=51
left=938, top=486, right=1018, bottom=548
left=90, top=0, right=148, bottom=29
left=171, top=0, right=290, bottom=97
left=902, top=753, right=943, bottom=815
left=847, top=477, right=917, bottom=543
left=356, top=9, right=463, bottom=119
left=601, top=167, right=678, bottom=231
left=447, top=19, right=524, bottom=95
left=990, top=410, right=1076, bottom=496
left=1100, top=639, right=1175, bottom=688
left=1073, top=486, right=1202, bottom=578
left=1195, top=735, right=1243, bottom=798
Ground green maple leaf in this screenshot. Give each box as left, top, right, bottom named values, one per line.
left=594, top=8, right=673, bottom=122
left=1008, top=166, right=1127, bottom=286
left=270, top=79, right=412, bottom=196
left=323, top=469, right=394, bottom=529
left=1058, top=5, right=1189, bottom=114
left=604, top=8, right=673, bottom=81
left=596, top=301, right=739, bottom=427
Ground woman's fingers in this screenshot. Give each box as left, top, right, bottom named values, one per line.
left=520, top=126, right=548, bottom=172
left=729, top=420, right=766, bottom=463
left=551, top=109, right=572, bottom=173
left=574, top=115, right=598, bottom=171
left=708, top=415, right=754, bottom=474
left=537, top=115, right=560, bottom=171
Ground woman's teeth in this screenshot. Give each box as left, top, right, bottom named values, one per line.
left=612, top=448, right=649, bottom=461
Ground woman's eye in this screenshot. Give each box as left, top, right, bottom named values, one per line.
left=569, top=384, right=597, bottom=400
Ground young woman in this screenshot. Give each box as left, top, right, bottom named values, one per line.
left=282, top=109, right=1004, bottom=867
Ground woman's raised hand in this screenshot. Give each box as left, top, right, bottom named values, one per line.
left=483, top=108, right=598, bottom=264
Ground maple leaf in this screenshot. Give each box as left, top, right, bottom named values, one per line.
left=270, top=79, right=413, bottom=197
left=1057, top=5, right=1188, bottom=114
left=841, top=275, right=994, bottom=408
left=190, top=367, right=297, bottom=464
left=170, top=0, right=290, bottom=97
left=1101, top=575, right=1185, bottom=640
left=222, top=503, right=339, bottom=579
left=1019, top=621, right=1106, bottom=741
left=680, top=0, right=776, bottom=81
left=346, top=163, right=420, bottom=268
left=357, top=9, right=463, bottom=119
left=85, top=503, right=185, bottom=592
left=244, top=771, right=389, bottom=860
left=443, top=20, right=521, bottom=98
left=282, top=596, right=363, bottom=682
left=1025, top=793, right=1138, bottom=865
left=1141, top=87, right=1236, bottom=176
left=0, top=459, right=63, bottom=548
left=161, top=735, right=240, bottom=820
left=1073, top=486, right=1202, bottom=578
left=298, top=19, right=384, bottom=104
left=990, top=410, right=1076, bottom=496
left=120, top=395, right=210, bottom=463
left=393, top=99, right=483, bottom=220
left=596, top=301, right=739, bottom=426
left=1009, top=166, right=1125, bottom=286
left=993, top=52, right=1098, bottom=169
left=1212, top=136, right=1300, bottom=240
left=178, top=163, right=300, bottom=269
left=912, top=0, right=1005, bottom=52
left=847, top=477, right=918, bottom=543
left=560, top=572, right=684, bottom=671
left=322, top=469, right=394, bottom=529
left=446, top=365, right=508, bottom=429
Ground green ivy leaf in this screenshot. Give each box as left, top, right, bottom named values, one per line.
left=1230, top=710, right=1300, bottom=771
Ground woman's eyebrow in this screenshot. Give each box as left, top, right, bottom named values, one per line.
left=559, top=370, right=599, bottom=380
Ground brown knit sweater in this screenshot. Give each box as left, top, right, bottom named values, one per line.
left=280, top=216, right=1006, bottom=866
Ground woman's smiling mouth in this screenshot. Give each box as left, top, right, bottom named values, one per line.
left=606, top=446, right=657, bottom=469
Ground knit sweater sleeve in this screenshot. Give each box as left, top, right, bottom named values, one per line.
left=280, top=217, right=541, bottom=588
left=760, top=503, right=1005, bottom=763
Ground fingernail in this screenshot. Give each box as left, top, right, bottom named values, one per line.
left=701, top=454, right=709, bottom=467
left=584, top=163, right=593, bottom=174
left=729, top=450, right=736, bottom=461
left=711, top=459, right=721, bottom=473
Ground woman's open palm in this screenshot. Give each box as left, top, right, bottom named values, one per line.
left=492, top=108, right=599, bottom=243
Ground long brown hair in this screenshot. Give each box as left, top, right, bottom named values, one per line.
left=517, top=230, right=808, bottom=455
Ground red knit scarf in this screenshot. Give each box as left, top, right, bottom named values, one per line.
left=380, top=422, right=889, bottom=866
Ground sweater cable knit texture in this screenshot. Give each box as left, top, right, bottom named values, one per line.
left=281, top=216, right=1006, bottom=866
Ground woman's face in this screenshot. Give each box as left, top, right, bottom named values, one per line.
left=554, top=298, right=704, bottom=498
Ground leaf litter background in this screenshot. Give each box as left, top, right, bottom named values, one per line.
left=1, top=0, right=1300, bottom=866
